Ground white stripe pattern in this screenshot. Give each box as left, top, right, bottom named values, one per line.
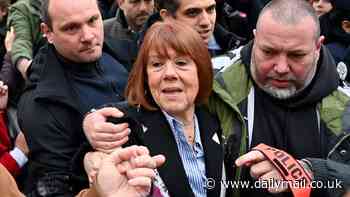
left=163, top=111, right=207, bottom=197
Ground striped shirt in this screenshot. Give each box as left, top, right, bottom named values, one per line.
left=163, top=111, right=207, bottom=197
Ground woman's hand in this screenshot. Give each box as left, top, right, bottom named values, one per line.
left=93, top=145, right=166, bottom=197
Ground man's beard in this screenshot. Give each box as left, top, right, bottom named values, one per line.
left=250, top=53, right=319, bottom=99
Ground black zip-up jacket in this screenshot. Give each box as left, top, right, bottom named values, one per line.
left=17, top=44, right=128, bottom=196
left=103, top=9, right=139, bottom=71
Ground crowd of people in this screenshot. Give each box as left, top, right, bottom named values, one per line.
left=0, top=0, right=348, bottom=197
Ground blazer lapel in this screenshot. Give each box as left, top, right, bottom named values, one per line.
left=138, top=110, right=195, bottom=197
left=196, top=107, right=224, bottom=197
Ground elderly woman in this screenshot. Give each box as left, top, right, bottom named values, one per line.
left=83, top=21, right=225, bottom=197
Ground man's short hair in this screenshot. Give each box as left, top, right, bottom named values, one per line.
left=156, top=0, right=180, bottom=16
left=257, top=0, right=320, bottom=40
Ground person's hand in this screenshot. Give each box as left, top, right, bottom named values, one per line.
left=94, top=145, right=166, bottom=197
left=0, top=81, right=8, bottom=110
left=16, top=58, right=32, bottom=80
left=83, top=107, right=130, bottom=153
left=235, top=150, right=287, bottom=193
left=15, top=132, right=29, bottom=156
left=5, top=26, right=15, bottom=52
left=84, top=151, right=107, bottom=186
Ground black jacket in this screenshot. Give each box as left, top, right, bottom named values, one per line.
left=101, top=103, right=225, bottom=197
left=17, top=44, right=128, bottom=196
left=211, top=24, right=245, bottom=56
left=103, top=9, right=139, bottom=71
left=307, top=133, right=350, bottom=196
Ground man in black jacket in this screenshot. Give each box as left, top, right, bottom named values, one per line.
left=103, top=0, right=155, bottom=71
left=17, top=0, right=129, bottom=196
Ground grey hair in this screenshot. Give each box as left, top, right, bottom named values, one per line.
left=257, top=0, right=320, bottom=40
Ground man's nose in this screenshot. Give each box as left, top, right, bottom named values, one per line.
left=274, top=55, right=290, bottom=74
left=80, top=26, right=94, bottom=42
left=139, top=1, right=147, bottom=11
left=199, top=11, right=211, bottom=27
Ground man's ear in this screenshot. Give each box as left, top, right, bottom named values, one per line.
left=316, top=35, right=325, bottom=50
left=159, top=9, right=172, bottom=21
left=253, top=29, right=256, bottom=37
left=341, top=20, right=350, bottom=33
left=116, top=0, right=124, bottom=8
left=41, top=23, right=53, bottom=44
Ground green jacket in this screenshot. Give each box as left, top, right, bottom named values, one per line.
left=209, top=43, right=350, bottom=196
left=7, top=0, right=45, bottom=65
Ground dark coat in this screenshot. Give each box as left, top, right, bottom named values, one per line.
left=0, top=52, right=24, bottom=105
left=17, top=44, right=128, bottom=196
left=211, top=24, right=245, bottom=56
left=106, top=103, right=225, bottom=197
left=103, top=9, right=139, bottom=71
left=308, top=133, right=350, bottom=196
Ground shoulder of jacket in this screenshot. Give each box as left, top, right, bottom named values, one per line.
left=103, top=18, right=119, bottom=30
left=319, top=88, right=350, bottom=135
left=212, top=46, right=243, bottom=72
left=320, top=88, right=350, bottom=111
left=9, top=0, right=39, bottom=15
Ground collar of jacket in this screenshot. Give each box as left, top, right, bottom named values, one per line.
left=212, top=49, right=252, bottom=109
left=133, top=106, right=223, bottom=197
left=115, top=8, right=129, bottom=29
left=213, top=24, right=246, bottom=53
left=28, top=44, right=93, bottom=115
